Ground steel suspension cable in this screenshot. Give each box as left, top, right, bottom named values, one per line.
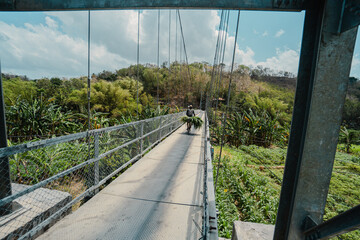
left=205, top=10, right=225, bottom=116
left=212, top=10, right=228, bottom=123
left=167, top=10, right=172, bottom=105
left=180, top=27, right=184, bottom=107
left=211, top=11, right=228, bottom=123
left=214, top=10, right=241, bottom=191
left=86, top=10, right=92, bottom=159
left=156, top=10, right=160, bottom=106
left=175, top=10, right=178, bottom=100
left=175, top=13, right=178, bottom=63
left=214, top=10, right=230, bottom=121
left=177, top=10, right=192, bottom=106
left=87, top=10, right=91, bottom=133
left=136, top=10, right=140, bottom=119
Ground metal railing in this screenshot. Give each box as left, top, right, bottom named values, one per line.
left=0, top=112, right=185, bottom=239
left=202, top=112, right=218, bottom=240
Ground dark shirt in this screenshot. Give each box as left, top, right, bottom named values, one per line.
left=186, top=109, right=195, bottom=117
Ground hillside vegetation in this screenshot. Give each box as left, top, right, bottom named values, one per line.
left=214, top=146, right=360, bottom=239
left=3, top=63, right=360, bottom=238
left=209, top=67, right=360, bottom=239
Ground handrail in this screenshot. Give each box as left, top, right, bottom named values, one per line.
left=0, top=112, right=185, bottom=207
left=202, top=111, right=218, bottom=240
left=0, top=111, right=187, bottom=239
left=0, top=112, right=182, bottom=158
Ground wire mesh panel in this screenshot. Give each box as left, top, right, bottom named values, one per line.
left=0, top=112, right=185, bottom=239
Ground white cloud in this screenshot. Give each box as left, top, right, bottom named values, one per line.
left=45, top=16, right=58, bottom=29
left=351, top=54, right=360, bottom=78
left=275, top=29, right=285, bottom=38
left=352, top=54, right=360, bottom=68
left=262, top=31, right=268, bottom=37
left=0, top=10, right=221, bottom=78
left=0, top=18, right=130, bottom=78
left=0, top=11, right=304, bottom=79
left=257, top=48, right=299, bottom=73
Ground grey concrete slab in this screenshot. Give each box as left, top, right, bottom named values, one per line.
left=0, top=183, right=71, bottom=239
left=231, top=221, right=274, bottom=240
left=37, top=116, right=205, bottom=240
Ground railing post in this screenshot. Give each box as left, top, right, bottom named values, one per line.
left=94, top=133, right=99, bottom=193
left=159, top=117, right=162, bottom=141
left=170, top=116, right=173, bottom=133
left=140, top=121, right=144, bottom=156
left=0, top=61, right=12, bottom=216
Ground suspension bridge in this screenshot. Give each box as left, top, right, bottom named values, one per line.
left=0, top=1, right=360, bottom=240
left=36, top=113, right=210, bottom=240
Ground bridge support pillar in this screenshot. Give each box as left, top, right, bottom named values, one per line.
left=274, top=1, right=358, bottom=239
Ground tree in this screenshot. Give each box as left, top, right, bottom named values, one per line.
left=339, top=126, right=360, bottom=153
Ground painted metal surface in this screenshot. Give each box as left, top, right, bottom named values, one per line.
left=0, top=0, right=305, bottom=11
left=326, top=0, right=360, bottom=34
left=274, top=2, right=324, bottom=238
left=304, top=205, right=360, bottom=239
left=275, top=1, right=359, bottom=239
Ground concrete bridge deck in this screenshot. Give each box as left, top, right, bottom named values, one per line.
left=37, top=118, right=205, bottom=240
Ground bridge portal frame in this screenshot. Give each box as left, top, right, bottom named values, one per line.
left=0, top=0, right=359, bottom=239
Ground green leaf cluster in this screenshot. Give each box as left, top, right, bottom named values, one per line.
left=214, top=145, right=360, bottom=239
left=181, top=116, right=203, bottom=129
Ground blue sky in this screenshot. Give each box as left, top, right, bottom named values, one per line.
left=0, top=10, right=359, bottom=79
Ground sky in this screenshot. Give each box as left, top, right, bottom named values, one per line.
left=0, top=9, right=359, bottom=79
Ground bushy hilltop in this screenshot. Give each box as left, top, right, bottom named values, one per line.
left=1, top=63, right=359, bottom=144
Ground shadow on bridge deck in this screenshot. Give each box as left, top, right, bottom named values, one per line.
left=37, top=116, right=205, bottom=240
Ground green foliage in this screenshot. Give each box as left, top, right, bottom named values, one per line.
left=9, top=140, right=87, bottom=184
left=6, top=99, right=79, bottom=141
left=211, top=108, right=287, bottom=148
left=3, top=78, right=37, bottom=105
left=339, top=126, right=360, bottom=153
left=181, top=116, right=203, bottom=129
left=138, top=105, right=170, bottom=119
left=342, top=98, right=360, bottom=130
left=214, top=145, right=360, bottom=239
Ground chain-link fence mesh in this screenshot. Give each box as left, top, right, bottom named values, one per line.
left=0, top=112, right=185, bottom=239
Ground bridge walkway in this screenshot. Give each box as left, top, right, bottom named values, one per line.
left=37, top=116, right=205, bottom=240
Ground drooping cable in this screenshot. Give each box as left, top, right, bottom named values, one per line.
left=86, top=10, right=92, bottom=160
left=205, top=10, right=225, bottom=117
left=179, top=22, right=184, bottom=107
left=175, top=13, right=178, bottom=63
left=212, top=10, right=228, bottom=123
left=177, top=10, right=191, bottom=106
left=136, top=10, right=140, bottom=119
left=214, top=10, right=241, bottom=191
left=175, top=9, right=178, bottom=100
left=87, top=10, right=91, bottom=133
left=156, top=10, right=160, bottom=106
left=214, top=10, right=230, bottom=122
left=167, top=10, right=171, bottom=105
